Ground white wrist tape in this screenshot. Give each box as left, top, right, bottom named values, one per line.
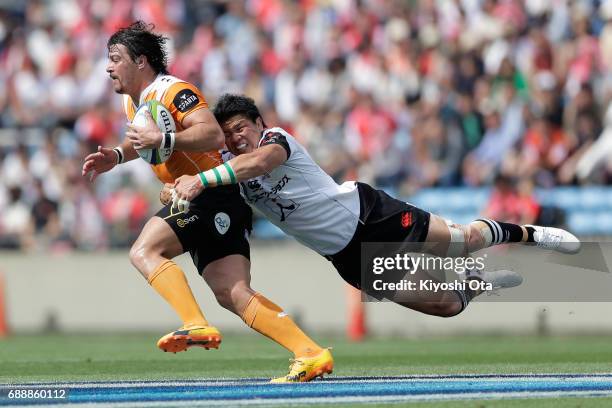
left=113, top=146, right=125, bottom=164
left=171, top=189, right=190, bottom=213
left=198, top=162, right=237, bottom=188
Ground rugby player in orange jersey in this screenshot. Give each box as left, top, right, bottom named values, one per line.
left=81, top=22, right=330, bottom=382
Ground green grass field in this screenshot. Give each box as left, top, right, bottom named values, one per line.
left=2, top=333, right=612, bottom=406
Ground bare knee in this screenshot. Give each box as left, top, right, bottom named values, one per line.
left=466, top=223, right=486, bottom=253
left=398, top=299, right=464, bottom=317
left=204, top=255, right=254, bottom=314
left=129, top=241, right=148, bottom=274
left=213, top=285, right=233, bottom=310
left=129, top=240, right=164, bottom=280
left=129, top=217, right=183, bottom=279
left=426, top=301, right=463, bottom=318
left=213, top=281, right=252, bottom=314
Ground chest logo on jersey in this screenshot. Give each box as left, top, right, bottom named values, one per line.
left=244, top=175, right=291, bottom=204
left=247, top=179, right=262, bottom=190
left=173, top=89, right=199, bottom=112
left=214, top=212, right=231, bottom=235
left=265, top=197, right=299, bottom=222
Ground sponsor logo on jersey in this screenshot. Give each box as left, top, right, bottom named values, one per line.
left=270, top=175, right=290, bottom=194
left=173, top=89, right=199, bottom=112
left=260, top=131, right=291, bottom=157
left=244, top=175, right=291, bottom=204
left=266, top=197, right=299, bottom=221
left=214, top=212, right=231, bottom=235
left=177, top=214, right=199, bottom=228
left=261, top=132, right=286, bottom=146
left=401, top=212, right=413, bottom=228
left=247, top=179, right=262, bottom=190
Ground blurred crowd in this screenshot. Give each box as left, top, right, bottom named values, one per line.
left=1, top=0, right=612, bottom=251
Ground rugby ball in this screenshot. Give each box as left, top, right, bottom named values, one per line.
left=132, top=100, right=176, bottom=164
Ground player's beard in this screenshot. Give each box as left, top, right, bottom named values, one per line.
left=110, top=76, right=124, bottom=94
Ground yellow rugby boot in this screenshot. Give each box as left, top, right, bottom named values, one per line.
left=157, top=325, right=222, bottom=353
left=270, top=348, right=334, bottom=383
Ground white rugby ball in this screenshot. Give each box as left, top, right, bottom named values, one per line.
left=132, top=100, right=176, bottom=164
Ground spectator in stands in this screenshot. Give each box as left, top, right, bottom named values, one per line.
left=405, top=115, right=463, bottom=189
left=575, top=102, right=612, bottom=183
left=483, top=175, right=539, bottom=225
left=518, top=114, right=573, bottom=187
left=463, top=94, right=524, bottom=185
left=454, top=91, right=485, bottom=153
left=31, top=178, right=61, bottom=247
left=0, top=0, right=611, bottom=250
left=101, top=175, right=149, bottom=248
left=2, top=144, right=31, bottom=189
left=0, top=186, right=34, bottom=250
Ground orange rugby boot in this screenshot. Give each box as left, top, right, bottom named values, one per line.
left=270, top=348, right=334, bottom=383
left=157, top=325, right=222, bottom=353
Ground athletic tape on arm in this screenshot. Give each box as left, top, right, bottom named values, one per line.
left=445, top=219, right=466, bottom=257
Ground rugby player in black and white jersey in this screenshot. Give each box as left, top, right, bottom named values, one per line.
left=170, top=94, right=581, bottom=379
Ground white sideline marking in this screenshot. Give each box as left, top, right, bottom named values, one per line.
left=9, top=390, right=612, bottom=408
left=5, top=374, right=612, bottom=388
left=4, top=375, right=612, bottom=407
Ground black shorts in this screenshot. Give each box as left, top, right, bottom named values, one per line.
left=327, top=182, right=430, bottom=297
left=156, top=184, right=252, bottom=274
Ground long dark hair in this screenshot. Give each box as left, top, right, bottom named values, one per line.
left=107, top=21, right=169, bottom=75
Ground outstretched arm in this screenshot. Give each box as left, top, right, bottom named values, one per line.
left=227, top=143, right=288, bottom=181
left=172, top=144, right=288, bottom=206
left=81, top=140, right=139, bottom=182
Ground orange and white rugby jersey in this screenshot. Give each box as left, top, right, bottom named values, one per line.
left=123, top=75, right=222, bottom=184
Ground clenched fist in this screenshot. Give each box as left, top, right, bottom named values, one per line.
left=159, top=183, right=174, bottom=206
left=174, top=174, right=204, bottom=202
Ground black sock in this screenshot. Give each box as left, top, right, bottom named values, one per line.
left=525, top=226, right=536, bottom=243
left=464, top=278, right=481, bottom=301
left=476, top=219, right=524, bottom=244
left=451, top=287, right=471, bottom=316
left=451, top=277, right=484, bottom=317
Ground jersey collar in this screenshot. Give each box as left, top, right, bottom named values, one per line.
left=257, top=128, right=270, bottom=148
left=135, top=74, right=162, bottom=107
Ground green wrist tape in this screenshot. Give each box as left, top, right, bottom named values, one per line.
left=212, top=167, right=222, bottom=185
left=198, top=172, right=209, bottom=188
left=223, top=162, right=237, bottom=184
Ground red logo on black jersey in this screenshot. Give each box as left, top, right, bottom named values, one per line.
left=261, top=131, right=291, bottom=158
left=401, top=212, right=413, bottom=228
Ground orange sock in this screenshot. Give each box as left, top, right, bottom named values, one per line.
left=241, top=293, right=323, bottom=358
left=148, top=260, right=208, bottom=328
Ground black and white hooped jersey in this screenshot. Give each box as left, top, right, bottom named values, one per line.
left=223, top=127, right=360, bottom=255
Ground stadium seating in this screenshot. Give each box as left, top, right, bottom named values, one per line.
left=252, top=187, right=612, bottom=238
